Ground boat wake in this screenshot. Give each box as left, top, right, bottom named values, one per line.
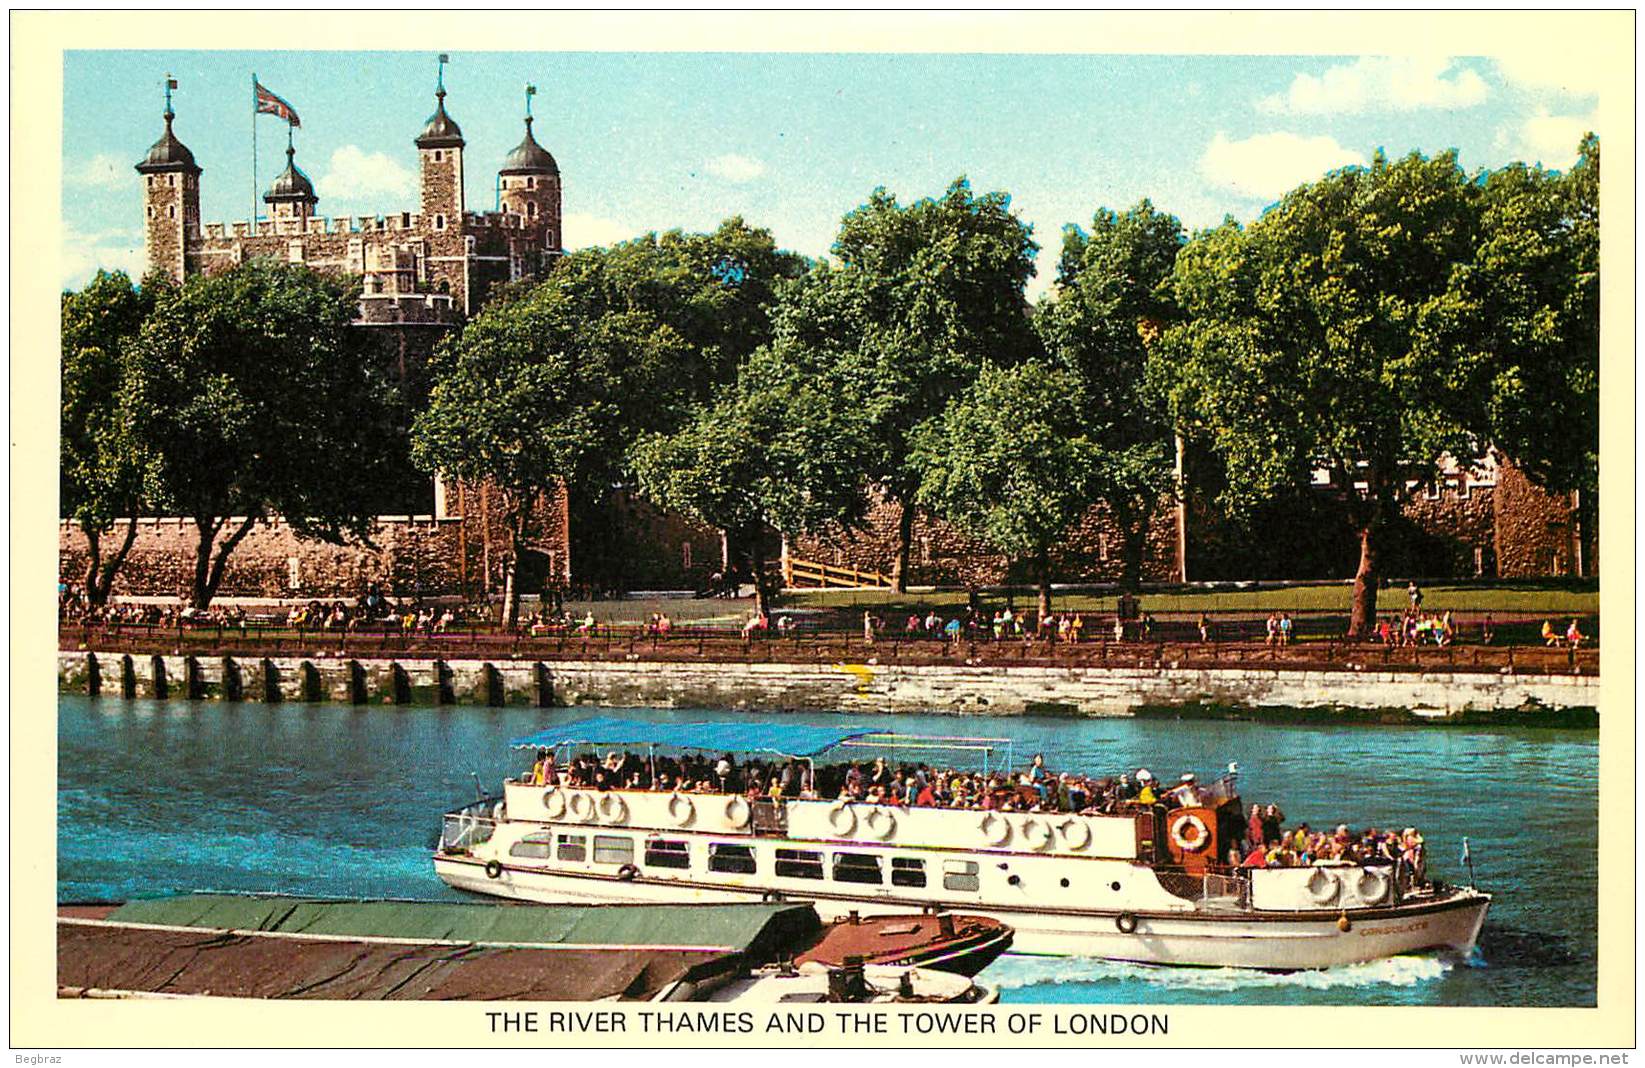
left=985, top=952, right=1454, bottom=993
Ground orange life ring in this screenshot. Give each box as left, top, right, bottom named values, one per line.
left=1169, top=813, right=1210, bottom=853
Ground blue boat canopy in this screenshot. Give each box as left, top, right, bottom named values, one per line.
left=509, top=717, right=889, bottom=758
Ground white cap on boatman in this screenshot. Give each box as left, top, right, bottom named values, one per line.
left=1137, top=768, right=1153, bottom=782
left=1180, top=773, right=1197, bottom=783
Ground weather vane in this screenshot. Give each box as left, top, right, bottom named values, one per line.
left=437, top=53, right=449, bottom=93
left=164, top=73, right=177, bottom=115
left=525, top=83, right=536, bottom=121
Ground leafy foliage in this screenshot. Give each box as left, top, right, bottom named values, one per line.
left=770, top=178, right=1041, bottom=586
left=124, top=260, right=398, bottom=606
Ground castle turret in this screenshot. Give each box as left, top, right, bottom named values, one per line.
left=499, top=111, right=561, bottom=251
left=134, top=79, right=201, bottom=284
left=415, top=60, right=465, bottom=231
left=263, top=130, right=318, bottom=222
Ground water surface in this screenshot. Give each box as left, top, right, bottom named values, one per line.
left=57, top=696, right=1597, bottom=1006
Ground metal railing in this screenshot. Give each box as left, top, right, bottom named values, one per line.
left=439, top=800, right=498, bottom=853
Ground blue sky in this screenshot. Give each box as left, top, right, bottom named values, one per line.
left=62, top=50, right=1601, bottom=296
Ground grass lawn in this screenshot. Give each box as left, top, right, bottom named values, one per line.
left=782, top=580, right=1598, bottom=618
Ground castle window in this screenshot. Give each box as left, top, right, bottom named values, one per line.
left=168, top=174, right=175, bottom=188
left=402, top=212, right=411, bottom=228
left=1098, top=534, right=1110, bottom=562
left=168, top=205, right=176, bottom=219
left=434, top=214, right=446, bottom=231
left=1424, top=480, right=1441, bottom=501
left=681, top=542, right=692, bottom=570
left=527, top=176, right=536, bottom=190
left=1458, top=476, right=1471, bottom=499
left=1473, top=547, right=1484, bottom=576
left=147, top=206, right=155, bottom=219
left=433, top=150, right=443, bottom=163
left=527, top=202, right=538, bottom=218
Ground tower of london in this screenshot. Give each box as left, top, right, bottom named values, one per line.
left=135, top=70, right=563, bottom=323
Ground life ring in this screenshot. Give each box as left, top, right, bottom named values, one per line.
left=1306, top=867, right=1341, bottom=905
left=542, top=788, right=567, bottom=819
left=617, top=864, right=639, bottom=882
left=1058, top=818, right=1092, bottom=851
left=1115, top=912, right=1139, bottom=934
left=1355, top=867, right=1390, bottom=904
left=1021, top=817, right=1054, bottom=852
left=725, top=795, right=752, bottom=828
left=598, top=793, right=629, bottom=825
left=1169, top=813, right=1211, bottom=853
left=828, top=802, right=858, bottom=837
left=667, top=792, right=696, bottom=827
left=864, top=808, right=897, bottom=841
left=484, top=859, right=503, bottom=880
left=979, top=812, right=1011, bottom=847
left=567, top=791, right=595, bottom=823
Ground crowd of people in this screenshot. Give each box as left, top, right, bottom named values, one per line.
left=521, top=748, right=1428, bottom=878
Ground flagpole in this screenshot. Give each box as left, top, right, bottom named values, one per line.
left=251, top=73, right=258, bottom=237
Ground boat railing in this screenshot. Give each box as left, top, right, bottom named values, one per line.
left=440, top=799, right=498, bottom=853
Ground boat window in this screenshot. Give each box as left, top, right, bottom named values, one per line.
left=942, top=859, right=980, bottom=892
left=891, top=857, right=927, bottom=888
left=708, top=843, right=757, bottom=874
left=832, top=852, right=883, bottom=885
left=592, top=835, right=634, bottom=866
left=555, top=834, right=587, bottom=862
left=774, top=848, right=824, bottom=880
left=509, top=832, right=554, bottom=860
left=644, top=839, right=691, bottom=870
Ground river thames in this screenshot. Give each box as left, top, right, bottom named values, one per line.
left=57, top=695, right=1596, bottom=1006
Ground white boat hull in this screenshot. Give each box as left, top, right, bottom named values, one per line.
left=433, top=855, right=1489, bottom=970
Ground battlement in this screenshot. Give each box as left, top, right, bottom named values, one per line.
left=356, top=292, right=457, bottom=326
left=195, top=212, right=428, bottom=241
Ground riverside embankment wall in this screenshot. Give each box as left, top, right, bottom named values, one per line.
left=57, top=650, right=1598, bottom=717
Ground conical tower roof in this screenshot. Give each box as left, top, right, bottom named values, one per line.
left=264, top=141, right=317, bottom=204
left=416, top=86, right=465, bottom=149
left=500, top=116, right=558, bottom=176
left=135, top=108, right=201, bottom=175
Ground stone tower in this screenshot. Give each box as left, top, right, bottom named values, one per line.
left=134, top=92, right=202, bottom=284
left=262, top=132, right=318, bottom=222
left=498, top=113, right=561, bottom=248
left=415, top=71, right=465, bottom=232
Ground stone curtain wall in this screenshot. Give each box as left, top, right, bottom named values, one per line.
left=786, top=491, right=1181, bottom=587
left=1493, top=462, right=1583, bottom=577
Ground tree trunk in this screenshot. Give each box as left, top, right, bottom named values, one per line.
left=1347, top=476, right=1395, bottom=640
left=193, top=514, right=257, bottom=609
left=1115, top=500, right=1148, bottom=594
left=889, top=497, right=916, bottom=593
left=500, top=523, right=522, bottom=629
left=82, top=525, right=104, bottom=605
left=748, top=529, right=771, bottom=619
left=85, top=518, right=139, bottom=605
left=1349, top=522, right=1379, bottom=639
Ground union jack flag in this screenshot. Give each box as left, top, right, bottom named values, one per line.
left=255, top=80, right=300, bottom=127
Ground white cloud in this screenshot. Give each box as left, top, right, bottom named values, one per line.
left=1494, top=108, right=1599, bottom=168
left=315, top=145, right=415, bottom=203
left=1493, top=54, right=1602, bottom=100
left=1258, top=56, right=1488, bottom=116
left=62, top=223, right=146, bottom=289
left=562, top=212, right=641, bottom=250
left=703, top=153, right=767, bottom=183
left=65, top=153, right=133, bottom=191
left=1199, top=131, right=1366, bottom=202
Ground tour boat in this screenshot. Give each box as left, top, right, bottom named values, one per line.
left=433, top=718, right=1491, bottom=970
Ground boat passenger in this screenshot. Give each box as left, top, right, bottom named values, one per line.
left=1542, top=619, right=1561, bottom=646
left=1262, top=804, right=1286, bottom=847
left=1171, top=773, right=1202, bottom=808
left=1566, top=619, right=1587, bottom=648
left=1135, top=770, right=1157, bottom=806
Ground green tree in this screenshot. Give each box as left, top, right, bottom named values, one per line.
left=412, top=263, right=693, bottom=625
left=1467, top=135, right=1599, bottom=503
left=544, top=221, right=809, bottom=589
left=774, top=178, right=1041, bottom=589
left=1036, top=200, right=1184, bottom=590
left=124, top=260, right=399, bottom=609
left=1153, top=150, right=1483, bottom=637
left=913, top=361, right=1104, bottom=618
left=61, top=270, right=158, bottom=604
left=630, top=349, right=873, bottom=617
